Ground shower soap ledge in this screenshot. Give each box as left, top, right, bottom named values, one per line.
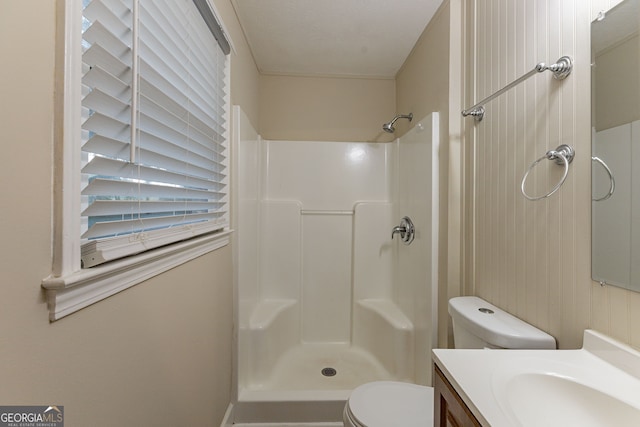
left=249, top=299, right=297, bottom=329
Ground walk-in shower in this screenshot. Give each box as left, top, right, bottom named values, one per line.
left=382, top=112, right=413, bottom=133
left=231, top=106, right=439, bottom=424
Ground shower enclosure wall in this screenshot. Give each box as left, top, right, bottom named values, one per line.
left=231, top=106, right=439, bottom=422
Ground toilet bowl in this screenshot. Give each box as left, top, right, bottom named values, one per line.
left=343, top=296, right=556, bottom=426
left=342, top=381, right=433, bottom=427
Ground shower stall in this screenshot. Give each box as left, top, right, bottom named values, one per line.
left=230, top=106, right=439, bottom=423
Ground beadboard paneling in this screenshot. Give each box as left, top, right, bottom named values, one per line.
left=466, top=0, right=640, bottom=349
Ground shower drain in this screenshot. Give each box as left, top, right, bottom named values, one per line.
left=321, top=367, right=337, bottom=377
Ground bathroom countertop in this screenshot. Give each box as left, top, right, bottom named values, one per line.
left=432, top=348, right=588, bottom=426
left=432, top=330, right=640, bottom=427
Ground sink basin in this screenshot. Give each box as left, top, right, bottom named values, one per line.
left=434, top=330, right=640, bottom=426
left=497, top=372, right=640, bottom=426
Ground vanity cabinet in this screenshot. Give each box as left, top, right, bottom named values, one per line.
left=434, top=365, right=482, bottom=427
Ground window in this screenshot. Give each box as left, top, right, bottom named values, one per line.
left=43, top=0, right=232, bottom=320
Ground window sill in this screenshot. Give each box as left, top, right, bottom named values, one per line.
left=42, top=230, right=232, bottom=321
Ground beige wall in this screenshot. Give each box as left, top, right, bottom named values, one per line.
left=395, top=1, right=460, bottom=349
left=0, top=0, right=258, bottom=425
left=259, top=74, right=396, bottom=142
left=396, top=4, right=451, bottom=139
left=464, top=0, right=640, bottom=350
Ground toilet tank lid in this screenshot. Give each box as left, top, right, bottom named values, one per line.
left=448, top=296, right=557, bottom=349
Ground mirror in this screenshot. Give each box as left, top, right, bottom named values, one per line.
left=591, top=0, right=640, bottom=291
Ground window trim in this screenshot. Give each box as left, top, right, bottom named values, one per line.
left=43, top=0, right=232, bottom=321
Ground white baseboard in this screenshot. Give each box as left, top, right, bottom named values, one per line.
left=220, top=402, right=235, bottom=427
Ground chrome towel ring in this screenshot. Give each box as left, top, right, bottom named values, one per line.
left=521, top=144, right=575, bottom=201
left=591, top=156, right=615, bottom=201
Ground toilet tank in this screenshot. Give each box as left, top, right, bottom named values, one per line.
left=448, top=296, right=556, bottom=349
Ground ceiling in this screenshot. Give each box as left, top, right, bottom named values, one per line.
left=231, top=0, right=444, bottom=78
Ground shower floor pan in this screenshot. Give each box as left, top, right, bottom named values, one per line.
left=236, top=343, right=395, bottom=424
left=245, top=342, right=393, bottom=394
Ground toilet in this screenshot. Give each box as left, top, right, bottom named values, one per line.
left=343, top=296, right=556, bottom=427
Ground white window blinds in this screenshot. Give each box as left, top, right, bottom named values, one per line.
left=80, top=0, right=228, bottom=268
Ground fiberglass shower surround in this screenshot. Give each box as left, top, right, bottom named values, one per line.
left=233, top=107, right=439, bottom=410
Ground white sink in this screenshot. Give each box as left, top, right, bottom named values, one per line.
left=433, top=330, right=640, bottom=426
left=492, top=359, right=640, bottom=426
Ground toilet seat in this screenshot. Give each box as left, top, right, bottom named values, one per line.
left=344, top=381, right=434, bottom=427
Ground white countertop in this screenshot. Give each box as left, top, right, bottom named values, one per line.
left=432, top=330, right=640, bottom=427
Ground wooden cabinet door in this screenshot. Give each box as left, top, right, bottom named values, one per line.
left=434, top=365, right=482, bottom=427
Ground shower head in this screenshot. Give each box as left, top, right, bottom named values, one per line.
left=382, top=122, right=395, bottom=133
left=382, top=113, right=413, bottom=133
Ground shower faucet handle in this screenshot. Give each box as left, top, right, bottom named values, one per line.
left=391, top=226, right=406, bottom=237
left=391, top=216, right=415, bottom=245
